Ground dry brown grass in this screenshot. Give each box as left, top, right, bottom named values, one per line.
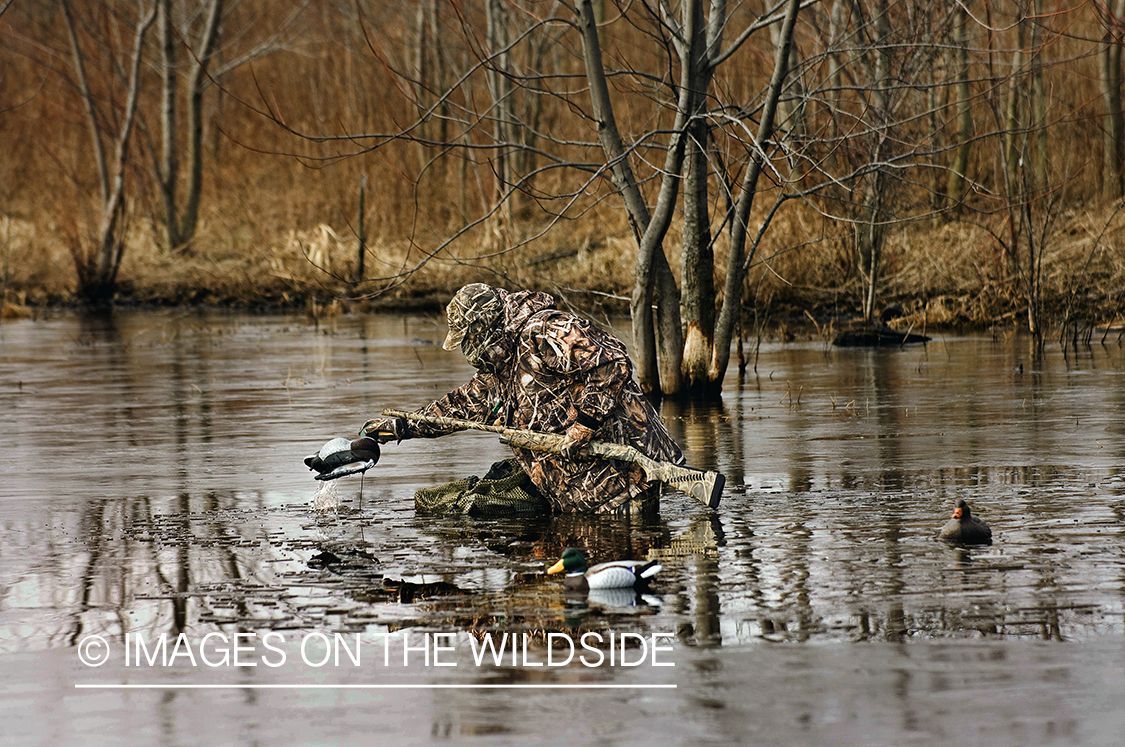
left=5, top=187, right=1125, bottom=337
left=737, top=199, right=1125, bottom=333
left=1, top=217, right=74, bottom=304
left=4, top=1, right=1124, bottom=332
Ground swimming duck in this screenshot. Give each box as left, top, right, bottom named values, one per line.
left=939, top=498, right=992, bottom=544
left=304, top=437, right=380, bottom=481
left=547, top=548, right=661, bottom=591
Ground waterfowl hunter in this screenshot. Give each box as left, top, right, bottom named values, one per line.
left=547, top=548, right=661, bottom=591
left=357, top=284, right=686, bottom=515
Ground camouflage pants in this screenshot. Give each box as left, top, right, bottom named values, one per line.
left=516, top=451, right=659, bottom=515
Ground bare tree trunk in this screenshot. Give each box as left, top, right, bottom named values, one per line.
left=769, top=10, right=798, bottom=137
left=709, top=0, right=801, bottom=385
left=1025, top=1, right=1050, bottom=343
left=357, top=174, right=366, bottom=282
left=158, top=0, right=222, bottom=252
left=575, top=0, right=688, bottom=395
left=158, top=0, right=177, bottom=247
left=63, top=0, right=157, bottom=303
left=1004, top=21, right=1026, bottom=236
left=486, top=0, right=513, bottom=238
left=430, top=0, right=447, bottom=145
left=984, top=2, right=1019, bottom=278
left=413, top=0, right=443, bottom=169
left=179, top=0, right=223, bottom=250
left=62, top=0, right=109, bottom=205
left=414, top=0, right=430, bottom=171
left=575, top=0, right=653, bottom=390
left=947, top=4, right=972, bottom=206
left=681, top=122, right=715, bottom=391
left=858, top=165, right=887, bottom=324
left=1032, top=0, right=1048, bottom=188
left=827, top=0, right=848, bottom=143
left=1101, top=0, right=1125, bottom=199
left=95, top=4, right=155, bottom=292
left=1022, top=175, right=1042, bottom=340
left=681, top=0, right=717, bottom=393
left=858, top=0, right=891, bottom=325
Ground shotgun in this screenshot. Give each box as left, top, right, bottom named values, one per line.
left=381, top=408, right=723, bottom=509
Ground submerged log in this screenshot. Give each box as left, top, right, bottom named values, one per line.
left=832, top=325, right=931, bottom=347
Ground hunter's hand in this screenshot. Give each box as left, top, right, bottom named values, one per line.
left=560, top=422, right=595, bottom=458
left=360, top=417, right=412, bottom=444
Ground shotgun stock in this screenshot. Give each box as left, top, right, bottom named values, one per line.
left=381, top=409, right=723, bottom=509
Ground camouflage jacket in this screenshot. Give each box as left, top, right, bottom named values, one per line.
left=399, top=290, right=683, bottom=513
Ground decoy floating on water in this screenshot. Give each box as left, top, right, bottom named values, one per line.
left=585, top=587, right=661, bottom=609
left=547, top=548, right=661, bottom=592
left=304, top=437, right=381, bottom=481
left=939, top=498, right=992, bottom=544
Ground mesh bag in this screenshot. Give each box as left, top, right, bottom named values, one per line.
left=414, top=459, right=549, bottom=517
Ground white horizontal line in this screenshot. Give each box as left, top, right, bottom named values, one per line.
left=75, top=683, right=676, bottom=690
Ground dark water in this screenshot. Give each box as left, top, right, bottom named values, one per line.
left=2, top=310, right=1124, bottom=746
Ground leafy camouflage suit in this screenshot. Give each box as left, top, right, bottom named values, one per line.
left=364, top=284, right=684, bottom=514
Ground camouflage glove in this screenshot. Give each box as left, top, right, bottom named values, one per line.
left=360, top=416, right=413, bottom=444
left=560, top=422, right=595, bottom=458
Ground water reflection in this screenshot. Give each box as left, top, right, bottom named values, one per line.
left=1, top=311, right=1124, bottom=659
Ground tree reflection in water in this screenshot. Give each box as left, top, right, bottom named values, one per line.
left=1, top=310, right=1124, bottom=661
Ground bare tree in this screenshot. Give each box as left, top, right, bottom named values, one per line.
left=1098, top=0, right=1125, bottom=199
left=568, top=0, right=806, bottom=394
left=946, top=3, right=972, bottom=207
left=575, top=0, right=689, bottom=394
left=855, top=0, right=893, bottom=326
left=977, top=1, right=1069, bottom=344
left=145, top=0, right=306, bottom=253
left=152, top=0, right=224, bottom=252
left=237, top=0, right=1103, bottom=392
left=10, top=0, right=306, bottom=302
left=62, top=0, right=157, bottom=304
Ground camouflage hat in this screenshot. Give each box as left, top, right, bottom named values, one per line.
left=443, top=283, right=503, bottom=351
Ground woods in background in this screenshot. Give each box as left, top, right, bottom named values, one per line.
left=3, top=1, right=1125, bottom=394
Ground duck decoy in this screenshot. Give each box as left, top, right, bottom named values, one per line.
left=546, top=548, right=661, bottom=591
left=939, top=498, right=992, bottom=544
left=304, top=437, right=380, bottom=481
left=586, top=587, right=661, bottom=609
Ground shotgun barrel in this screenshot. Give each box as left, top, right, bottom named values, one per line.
left=381, top=409, right=723, bottom=509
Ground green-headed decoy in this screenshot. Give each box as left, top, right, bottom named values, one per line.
left=547, top=548, right=661, bottom=591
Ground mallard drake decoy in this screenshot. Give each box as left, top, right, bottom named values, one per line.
left=547, top=548, right=661, bottom=591
left=304, top=437, right=380, bottom=481
left=586, top=587, right=661, bottom=609
left=939, top=498, right=992, bottom=544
